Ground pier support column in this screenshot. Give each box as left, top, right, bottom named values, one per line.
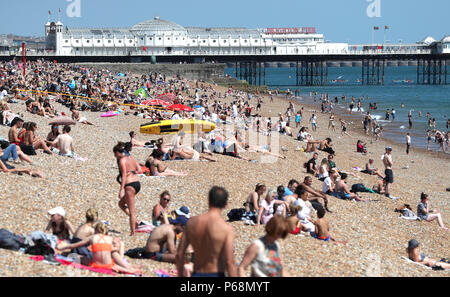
left=325, top=61, right=328, bottom=86
left=377, top=59, right=380, bottom=85
left=362, top=60, right=365, bottom=85
left=296, top=61, right=299, bottom=86
left=438, top=59, right=442, bottom=85
left=445, top=60, right=447, bottom=85
left=417, top=59, right=420, bottom=84
left=427, top=60, right=431, bottom=85
left=433, top=60, right=437, bottom=85
left=263, top=63, right=266, bottom=86
left=382, top=59, right=385, bottom=85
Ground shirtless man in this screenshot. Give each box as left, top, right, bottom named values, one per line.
left=311, top=207, right=347, bottom=244
left=382, top=147, right=395, bottom=199
left=71, top=107, right=94, bottom=125
left=333, top=173, right=369, bottom=202
left=143, top=216, right=187, bottom=263
left=51, top=125, right=74, bottom=156
left=301, top=176, right=331, bottom=212
left=176, top=186, right=237, bottom=277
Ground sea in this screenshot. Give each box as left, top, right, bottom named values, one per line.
left=225, top=66, right=450, bottom=151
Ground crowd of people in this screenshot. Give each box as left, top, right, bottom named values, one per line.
left=0, top=58, right=448, bottom=277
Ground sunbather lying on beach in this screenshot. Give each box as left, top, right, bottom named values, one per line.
left=0, top=158, right=44, bottom=177
left=57, top=223, right=142, bottom=275
left=407, top=239, right=450, bottom=270
left=146, top=149, right=187, bottom=177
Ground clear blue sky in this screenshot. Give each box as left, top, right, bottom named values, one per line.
left=2, top=0, right=449, bottom=44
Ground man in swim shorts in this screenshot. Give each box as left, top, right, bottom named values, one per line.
left=143, top=216, right=187, bottom=263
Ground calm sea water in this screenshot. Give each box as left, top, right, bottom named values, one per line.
left=225, top=66, right=450, bottom=150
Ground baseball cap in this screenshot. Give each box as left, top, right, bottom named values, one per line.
left=174, top=206, right=190, bottom=218
left=169, top=215, right=188, bottom=227
left=386, top=146, right=392, bottom=151
left=48, top=206, right=66, bottom=217
left=407, top=239, right=419, bottom=250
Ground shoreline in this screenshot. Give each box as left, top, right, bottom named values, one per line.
left=267, top=93, right=450, bottom=161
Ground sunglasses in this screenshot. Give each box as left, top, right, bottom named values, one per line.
left=163, top=198, right=171, bottom=202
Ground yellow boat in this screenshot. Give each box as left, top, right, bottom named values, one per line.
left=140, top=119, right=216, bottom=135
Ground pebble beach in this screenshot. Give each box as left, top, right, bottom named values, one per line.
left=0, top=78, right=449, bottom=277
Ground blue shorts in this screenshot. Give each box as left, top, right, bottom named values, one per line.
left=143, top=251, right=164, bottom=262
left=330, top=192, right=351, bottom=200
left=311, top=232, right=330, bottom=241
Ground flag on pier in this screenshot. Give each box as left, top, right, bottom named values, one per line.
left=374, top=26, right=380, bottom=30
left=385, top=26, right=389, bottom=30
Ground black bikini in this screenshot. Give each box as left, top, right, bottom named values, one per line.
left=116, top=159, right=141, bottom=194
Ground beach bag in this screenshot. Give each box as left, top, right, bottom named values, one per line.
left=0, top=229, right=25, bottom=251
left=401, top=208, right=418, bottom=220
left=227, top=208, right=246, bottom=222
left=25, top=239, right=54, bottom=256
left=351, top=183, right=374, bottom=193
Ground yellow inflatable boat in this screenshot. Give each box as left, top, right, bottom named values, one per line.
left=140, top=119, right=216, bottom=135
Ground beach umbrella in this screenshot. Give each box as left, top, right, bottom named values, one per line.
left=134, top=88, right=148, bottom=98
left=49, top=116, right=77, bottom=126
left=141, top=99, right=170, bottom=106
left=168, top=104, right=193, bottom=112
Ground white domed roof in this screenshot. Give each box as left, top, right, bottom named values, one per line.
left=441, top=36, right=450, bottom=43
left=420, top=36, right=436, bottom=45
left=131, top=17, right=187, bottom=35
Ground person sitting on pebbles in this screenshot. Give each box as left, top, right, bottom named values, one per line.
left=57, top=223, right=143, bottom=275
left=142, top=214, right=188, bottom=263
left=69, top=208, right=99, bottom=264
left=311, top=207, right=347, bottom=244
left=45, top=207, right=75, bottom=249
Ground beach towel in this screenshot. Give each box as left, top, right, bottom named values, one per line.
left=401, top=256, right=432, bottom=270
left=154, top=269, right=177, bottom=277
left=30, top=255, right=118, bottom=275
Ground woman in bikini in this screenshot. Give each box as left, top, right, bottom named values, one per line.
left=152, top=191, right=171, bottom=227
left=20, top=122, right=53, bottom=155
left=113, top=142, right=141, bottom=236
left=147, top=149, right=187, bottom=177
left=244, top=184, right=267, bottom=215
left=57, top=223, right=142, bottom=275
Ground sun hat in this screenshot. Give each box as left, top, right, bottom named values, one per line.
left=48, top=206, right=66, bottom=217
left=169, top=215, right=188, bottom=226
left=174, top=206, right=190, bottom=218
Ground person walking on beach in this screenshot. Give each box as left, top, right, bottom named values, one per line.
left=426, top=130, right=432, bottom=151
left=176, top=186, right=237, bottom=277
left=382, top=147, right=395, bottom=199
left=408, top=111, right=413, bottom=129
left=406, top=133, right=411, bottom=155
left=391, top=108, right=396, bottom=121
left=310, top=114, right=318, bottom=131
left=113, top=142, right=141, bottom=236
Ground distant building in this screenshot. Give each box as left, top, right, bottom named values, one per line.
left=45, top=16, right=349, bottom=56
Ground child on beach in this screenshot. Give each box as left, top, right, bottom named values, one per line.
left=311, top=207, right=347, bottom=244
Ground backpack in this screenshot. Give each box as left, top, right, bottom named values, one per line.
left=227, top=208, right=246, bottom=222
left=0, top=140, right=10, bottom=150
